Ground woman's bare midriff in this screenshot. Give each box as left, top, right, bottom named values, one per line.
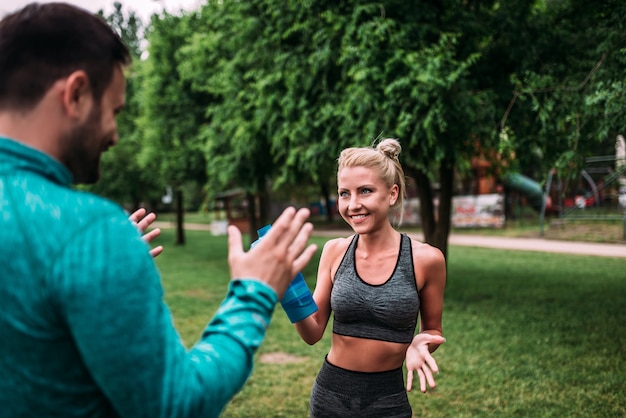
left=327, top=333, right=409, bottom=372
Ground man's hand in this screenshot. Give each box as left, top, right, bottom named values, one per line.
left=226, top=207, right=317, bottom=299
left=129, top=208, right=163, bottom=258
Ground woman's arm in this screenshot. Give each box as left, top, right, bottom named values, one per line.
left=406, top=242, right=447, bottom=392
left=418, top=244, right=446, bottom=346
left=294, top=238, right=345, bottom=345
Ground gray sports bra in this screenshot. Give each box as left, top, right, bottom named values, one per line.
left=331, top=234, right=420, bottom=344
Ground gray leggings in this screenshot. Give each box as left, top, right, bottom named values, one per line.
left=309, top=357, right=412, bottom=418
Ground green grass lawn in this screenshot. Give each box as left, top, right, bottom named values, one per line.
left=156, top=211, right=217, bottom=225
left=154, top=229, right=626, bottom=417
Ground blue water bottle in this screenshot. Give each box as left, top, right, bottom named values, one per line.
left=251, top=224, right=318, bottom=323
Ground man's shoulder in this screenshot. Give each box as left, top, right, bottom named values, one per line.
left=9, top=173, right=128, bottom=235
left=1, top=174, right=140, bottom=285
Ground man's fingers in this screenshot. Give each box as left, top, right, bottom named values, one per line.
left=136, top=213, right=156, bottom=232
left=129, top=208, right=157, bottom=233
left=128, top=208, right=145, bottom=223
left=287, top=221, right=314, bottom=258
left=292, top=243, right=318, bottom=275
left=227, top=225, right=243, bottom=261
left=150, top=246, right=164, bottom=258
left=265, top=207, right=309, bottom=248
left=142, top=228, right=161, bottom=244
left=286, top=208, right=312, bottom=244
left=266, top=207, right=297, bottom=243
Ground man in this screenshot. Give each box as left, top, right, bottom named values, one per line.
left=0, top=3, right=317, bottom=417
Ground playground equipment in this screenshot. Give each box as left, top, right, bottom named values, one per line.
left=501, top=172, right=547, bottom=212
left=538, top=142, right=626, bottom=239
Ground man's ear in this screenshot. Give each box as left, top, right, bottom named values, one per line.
left=62, top=70, right=91, bottom=119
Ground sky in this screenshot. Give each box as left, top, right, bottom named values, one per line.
left=1, top=0, right=203, bottom=23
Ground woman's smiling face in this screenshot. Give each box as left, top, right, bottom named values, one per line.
left=337, top=165, right=398, bottom=233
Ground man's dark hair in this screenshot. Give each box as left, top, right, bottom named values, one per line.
left=0, top=2, right=131, bottom=111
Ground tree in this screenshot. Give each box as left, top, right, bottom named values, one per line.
left=176, top=1, right=503, bottom=256
left=83, top=2, right=163, bottom=209
left=146, top=0, right=625, bottom=259
left=332, top=3, right=492, bottom=256
left=178, top=1, right=330, bottom=237
left=139, top=11, right=209, bottom=244
left=500, top=0, right=626, bottom=199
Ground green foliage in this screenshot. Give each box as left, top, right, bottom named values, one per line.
left=99, top=2, right=143, bottom=59
left=502, top=0, right=626, bottom=180
left=130, top=0, right=625, bottom=253
left=168, top=0, right=509, bottom=250
left=139, top=12, right=209, bottom=189
left=84, top=2, right=162, bottom=208
left=154, top=229, right=626, bottom=417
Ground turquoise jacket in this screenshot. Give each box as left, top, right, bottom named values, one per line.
left=0, top=138, right=277, bottom=417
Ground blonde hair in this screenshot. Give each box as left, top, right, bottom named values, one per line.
left=337, top=138, right=406, bottom=225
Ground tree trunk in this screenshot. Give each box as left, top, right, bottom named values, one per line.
left=246, top=191, right=259, bottom=242
left=409, top=159, right=455, bottom=261
left=412, top=169, right=436, bottom=240
left=434, top=160, right=455, bottom=259
left=249, top=178, right=272, bottom=241
left=259, top=188, right=270, bottom=226
left=175, top=188, right=185, bottom=245
left=320, top=180, right=334, bottom=222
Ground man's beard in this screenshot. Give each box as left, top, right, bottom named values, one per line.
left=62, top=104, right=108, bottom=185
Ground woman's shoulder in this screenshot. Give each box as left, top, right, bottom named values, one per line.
left=321, top=235, right=355, bottom=259
left=407, top=236, right=446, bottom=288
left=408, top=236, right=445, bottom=266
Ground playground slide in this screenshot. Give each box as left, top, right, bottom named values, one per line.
left=501, top=172, right=547, bottom=212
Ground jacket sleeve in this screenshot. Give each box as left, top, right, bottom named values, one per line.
left=51, top=212, right=277, bottom=418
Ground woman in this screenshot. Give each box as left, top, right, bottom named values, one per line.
left=295, top=138, right=446, bottom=417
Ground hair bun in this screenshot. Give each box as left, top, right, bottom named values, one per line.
left=376, top=138, right=401, bottom=160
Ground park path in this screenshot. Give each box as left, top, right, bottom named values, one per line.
left=151, top=222, right=626, bottom=259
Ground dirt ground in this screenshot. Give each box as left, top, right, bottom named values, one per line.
left=259, top=352, right=307, bottom=364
